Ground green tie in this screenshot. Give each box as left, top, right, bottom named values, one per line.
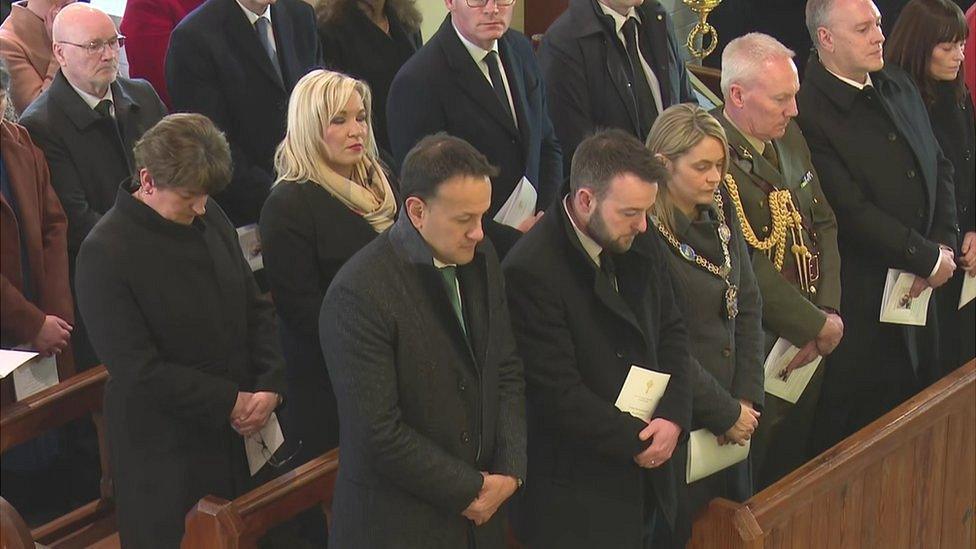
left=438, top=266, right=467, bottom=337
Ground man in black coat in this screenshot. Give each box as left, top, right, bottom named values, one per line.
left=20, top=3, right=166, bottom=368
left=503, top=130, right=691, bottom=548
left=797, top=0, right=959, bottom=452
left=537, top=0, right=696, bottom=172
left=166, top=0, right=322, bottom=226
left=319, top=134, right=526, bottom=548
left=386, top=4, right=562, bottom=217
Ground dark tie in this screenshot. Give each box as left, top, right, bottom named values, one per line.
left=438, top=266, right=468, bottom=338
left=622, top=17, right=656, bottom=139
left=94, top=99, right=128, bottom=169
left=762, top=142, right=780, bottom=171
left=599, top=250, right=619, bottom=292
left=94, top=98, right=113, bottom=119
left=255, top=17, right=283, bottom=82
left=484, top=50, right=515, bottom=124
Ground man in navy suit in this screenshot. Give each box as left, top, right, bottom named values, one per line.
left=386, top=0, right=563, bottom=218
left=166, top=0, right=321, bottom=226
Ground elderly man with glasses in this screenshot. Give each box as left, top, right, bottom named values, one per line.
left=387, top=0, right=563, bottom=240
left=19, top=2, right=166, bottom=369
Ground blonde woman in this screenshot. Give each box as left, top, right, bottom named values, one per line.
left=646, top=103, right=764, bottom=544
left=259, top=69, right=397, bottom=465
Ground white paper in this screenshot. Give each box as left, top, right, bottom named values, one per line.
left=686, top=428, right=750, bottom=484
left=763, top=338, right=822, bottom=404
left=0, top=349, right=38, bottom=378
left=244, top=412, right=284, bottom=476
left=236, top=224, right=264, bottom=272
left=11, top=355, right=59, bottom=400
left=960, top=274, right=976, bottom=310
left=614, top=365, right=670, bottom=421
left=492, top=177, right=538, bottom=229
left=879, top=269, right=932, bottom=326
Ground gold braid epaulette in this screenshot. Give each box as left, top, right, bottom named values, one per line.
left=722, top=173, right=809, bottom=274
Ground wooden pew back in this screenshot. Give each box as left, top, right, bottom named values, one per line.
left=182, top=448, right=340, bottom=548
left=689, top=359, right=976, bottom=548
left=0, top=365, right=116, bottom=547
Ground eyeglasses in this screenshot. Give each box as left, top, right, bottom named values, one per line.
left=58, top=35, right=125, bottom=56
left=256, top=435, right=304, bottom=469
left=464, top=0, right=516, bottom=7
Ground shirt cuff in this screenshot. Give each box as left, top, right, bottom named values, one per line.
left=928, top=252, right=942, bottom=279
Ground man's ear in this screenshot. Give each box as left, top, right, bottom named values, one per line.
left=405, top=196, right=426, bottom=229
left=818, top=27, right=833, bottom=53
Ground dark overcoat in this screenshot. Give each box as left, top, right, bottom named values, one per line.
left=75, top=187, right=286, bottom=548
left=502, top=199, right=692, bottom=548
left=166, top=0, right=322, bottom=225
left=386, top=16, right=563, bottom=215
left=319, top=213, right=526, bottom=549
left=537, top=0, right=695, bottom=172
left=796, top=55, right=959, bottom=450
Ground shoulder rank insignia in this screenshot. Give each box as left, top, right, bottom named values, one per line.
left=800, top=170, right=814, bottom=188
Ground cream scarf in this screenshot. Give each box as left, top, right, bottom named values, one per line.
left=313, top=157, right=397, bottom=232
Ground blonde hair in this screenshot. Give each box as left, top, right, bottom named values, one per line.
left=645, top=103, right=730, bottom=233
left=274, top=69, right=380, bottom=187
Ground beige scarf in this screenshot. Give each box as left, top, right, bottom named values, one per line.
left=313, top=157, right=397, bottom=232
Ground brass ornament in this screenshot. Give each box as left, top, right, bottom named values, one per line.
left=683, top=0, right=722, bottom=60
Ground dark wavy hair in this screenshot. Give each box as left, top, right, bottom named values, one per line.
left=316, top=0, right=422, bottom=34
left=885, top=0, right=969, bottom=106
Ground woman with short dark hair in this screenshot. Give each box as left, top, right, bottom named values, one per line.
left=75, top=113, right=286, bottom=548
left=887, top=0, right=975, bottom=376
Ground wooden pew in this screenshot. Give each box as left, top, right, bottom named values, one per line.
left=689, top=359, right=976, bottom=548
left=0, top=365, right=118, bottom=548
left=182, top=448, right=340, bottom=548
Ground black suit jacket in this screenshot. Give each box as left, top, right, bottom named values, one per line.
left=387, top=16, right=563, bottom=215
left=319, top=213, right=526, bottom=549
left=19, top=71, right=166, bottom=255
left=502, top=199, right=691, bottom=548
left=538, top=0, right=695, bottom=171
left=166, top=0, right=322, bottom=225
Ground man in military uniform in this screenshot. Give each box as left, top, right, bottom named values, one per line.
left=712, top=33, right=843, bottom=488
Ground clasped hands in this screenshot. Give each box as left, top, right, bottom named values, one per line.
left=910, top=246, right=959, bottom=297
left=718, top=400, right=760, bottom=446
left=780, top=311, right=844, bottom=379
left=462, top=472, right=519, bottom=526
left=230, top=391, right=279, bottom=436
left=633, top=417, right=681, bottom=469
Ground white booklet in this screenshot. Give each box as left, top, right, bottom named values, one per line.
left=686, top=428, right=750, bottom=484
left=492, top=176, right=537, bottom=229
left=880, top=269, right=932, bottom=326
left=960, top=274, right=976, bottom=310
left=0, top=349, right=59, bottom=401
left=614, top=365, right=670, bottom=421
left=763, top=338, right=822, bottom=404
left=244, top=412, right=284, bottom=476
left=236, top=224, right=264, bottom=272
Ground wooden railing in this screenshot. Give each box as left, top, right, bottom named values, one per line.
left=182, top=448, right=339, bottom=548
left=689, top=359, right=976, bottom=548
left=0, top=365, right=117, bottom=548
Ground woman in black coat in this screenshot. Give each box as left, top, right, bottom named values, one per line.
left=887, top=0, right=975, bottom=376
left=647, top=104, right=765, bottom=544
left=260, top=69, right=398, bottom=466
left=316, top=0, right=422, bottom=155
left=75, top=114, right=286, bottom=548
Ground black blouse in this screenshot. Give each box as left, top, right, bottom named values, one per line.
left=319, top=5, right=423, bottom=155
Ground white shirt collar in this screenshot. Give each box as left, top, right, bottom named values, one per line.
left=597, top=1, right=640, bottom=34
left=825, top=66, right=874, bottom=90
left=563, top=195, right=604, bottom=266
left=68, top=81, right=114, bottom=111
left=452, top=20, right=498, bottom=66
left=236, top=0, right=272, bottom=26
left=433, top=257, right=458, bottom=269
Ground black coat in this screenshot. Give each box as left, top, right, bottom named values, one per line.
left=259, top=180, right=387, bottom=464
left=387, top=16, right=563, bottom=216
left=319, top=5, right=421, bottom=155
left=19, top=71, right=166, bottom=255
left=166, top=0, right=322, bottom=226
left=502, top=200, right=692, bottom=548
left=797, top=56, right=959, bottom=449
left=537, top=0, right=695, bottom=171
left=929, top=82, right=976, bottom=372
left=75, top=186, right=286, bottom=548
left=319, top=213, right=526, bottom=549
